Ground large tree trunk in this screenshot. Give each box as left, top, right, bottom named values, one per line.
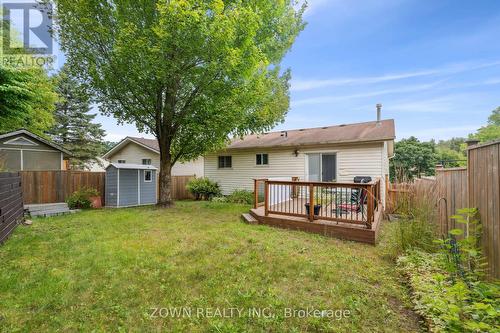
left=158, top=138, right=174, bottom=207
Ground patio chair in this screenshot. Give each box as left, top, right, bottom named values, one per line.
left=336, top=187, right=368, bottom=218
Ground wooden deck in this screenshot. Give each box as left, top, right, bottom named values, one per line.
left=249, top=205, right=383, bottom=245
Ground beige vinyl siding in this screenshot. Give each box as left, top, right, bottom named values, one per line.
left=107, top=141, right=204, bottom=177
left=205, top=142, right=387, bottom=197
left=205, top=148, right=304, bottom=194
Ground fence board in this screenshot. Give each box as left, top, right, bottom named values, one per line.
left=0, top=172, right=24, bottom=244
left=468, top=141, right=500, bottom=279
left=172, top=175, right=195, bottom=200
left=435, top=168, right=468, bottom=234
left=20, top=171, right=106, bottom=204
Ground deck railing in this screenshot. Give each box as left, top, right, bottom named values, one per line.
left=254, top=178, right=382, bottom=229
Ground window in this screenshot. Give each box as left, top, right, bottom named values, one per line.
left=218, top=156, right=232, bottom=168
left=256, top=153, right=269, bottom=166
left=144, top=170, right=152, bottom=182
left=142, top=159, right=152, bottom=165
left=117, top=160, right=126, bottom=164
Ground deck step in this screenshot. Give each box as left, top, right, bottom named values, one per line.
left=241, top=213, right=258, bottom=224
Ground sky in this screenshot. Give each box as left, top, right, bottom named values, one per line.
left=15, top=0, right=500, bottom=142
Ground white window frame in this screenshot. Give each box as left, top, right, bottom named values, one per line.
left=117, top=159, right=126, bottom=164
left=305, top=151, right=338, bottom=182
left=142, top=158, right=152, bottom=165
left=144, top=170, right=153, bottom=182
left=255, top=153, right=269, bottom=166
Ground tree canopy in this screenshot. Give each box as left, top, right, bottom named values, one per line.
left=0, top=15, right=57, bottom=134
left=48, top=66, right=106, bottom=170
left=390, top=137, right=437, bottom=180
left=48, top=0, right=305, bottom=205
left=470, top=107, right=500, bottom=143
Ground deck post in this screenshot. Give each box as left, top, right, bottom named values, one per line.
left=264, top=180, right=269, bottom=216
left=291, top=176, right=299, bottom=198
left=366, top=184, right=373, bottom=229
left=253, top=179, right=258, bottom=209
left=308, top=184, right=314, bottom=222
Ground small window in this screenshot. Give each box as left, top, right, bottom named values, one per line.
left=144, top=170, right=152, bottom=182
left=256, top=153, right=269, bottom=165
left=142, top=159, right=152, bottom=165
left=218, top=156, right=232, bottom=168
left=117, top=160, right=126, bottom=164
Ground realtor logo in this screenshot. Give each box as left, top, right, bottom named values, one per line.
left=2, top=1, right=53, bottom=54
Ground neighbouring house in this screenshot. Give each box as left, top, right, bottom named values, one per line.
left=0, top=129, right=72, bottom=171
left=102, top=137, right=204, bottom=177
left=205, top=119, right=395, bottom=206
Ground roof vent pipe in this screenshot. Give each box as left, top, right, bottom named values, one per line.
left=376, top=104, right=382, bottom=123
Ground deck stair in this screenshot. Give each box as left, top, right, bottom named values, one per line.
left=25, top=203, right=80, bottom=218
left=241, top=213, right=258, bottom=225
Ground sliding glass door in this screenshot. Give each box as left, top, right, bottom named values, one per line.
left=308, top=153, right=337, bottom=182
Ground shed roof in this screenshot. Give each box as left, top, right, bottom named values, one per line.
left=227, top=119, right=395, bottom=150
left=107, top=163, right=158, bottom=170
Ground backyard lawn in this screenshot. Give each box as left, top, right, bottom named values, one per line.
left=0, top=202, right=420, bottom=332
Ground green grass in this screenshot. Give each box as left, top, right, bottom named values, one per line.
left=0, top=202, right=420, bottom=332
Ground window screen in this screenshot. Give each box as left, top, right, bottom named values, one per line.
left=142, top=159, right=151, bottom=165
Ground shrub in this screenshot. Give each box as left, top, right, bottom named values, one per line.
left=382, top=175, right=439, bottom=259
left=397, top=208, right=500, bottom=333
left=226, top=189, right=254, bottom=205
left=186, top=178, right=221, bottom=200
left=397, top=250, right=500, bottom=333
left=66, top=187, right=99, bottom=209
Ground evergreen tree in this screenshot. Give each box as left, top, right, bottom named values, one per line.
left=48, top=66, right=106, bottom=170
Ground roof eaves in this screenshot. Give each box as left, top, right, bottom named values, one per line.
left=227, top=137, right=396, bottom=150
left=102, top=137, right=160, bottom=159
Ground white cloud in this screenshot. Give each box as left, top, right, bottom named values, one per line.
left=291, top=60, right=500, bottom=92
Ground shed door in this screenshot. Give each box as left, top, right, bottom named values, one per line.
left=118, top=169, right=139, bottom=206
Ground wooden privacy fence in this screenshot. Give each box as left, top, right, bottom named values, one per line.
left=468, top=141, right=500, bottom=279
left=0, top=172, right=24, bottom=243
left=387, top=140, right=500, bottom=279
left=22, top=171, right=195, bottom=204
left=170, top=175, right=195, bottom=200
left=435, top=168, right=468, bottom=235
left=21, top=171, right=105, bottom=204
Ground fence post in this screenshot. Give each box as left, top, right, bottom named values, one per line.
left=366, top=184, right=373, bottom=229
left=309, top=184, right=314, bottom=222
left=264, top=181, right=269, bottom=216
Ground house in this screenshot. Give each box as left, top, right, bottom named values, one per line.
left=205, top=119, right=395, bottom=206
left=0, top=129, right=71, bottom=171
left=102, top=137, right=204, bottom=177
